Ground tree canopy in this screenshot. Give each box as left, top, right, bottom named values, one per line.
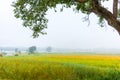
left=28, top=46, right=36, bottom=53
left=12, top=0, right=120, bottom=37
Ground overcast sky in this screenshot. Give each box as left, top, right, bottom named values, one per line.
left=0, top=0, right=120, bottom=49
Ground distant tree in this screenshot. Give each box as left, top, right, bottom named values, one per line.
left=46, top=46, right=52, bottom=52
left=2, top=52, right=7, bottom=55
left=28, top=46, right=37, bottom=54
left=0, top=49, right=3, bottom=52
left=15, top=48, right=18, bottom=53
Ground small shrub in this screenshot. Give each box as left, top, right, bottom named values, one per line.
left=0, top=53, right=3, bottom=57
left=14, top=54, right=19, bottom=56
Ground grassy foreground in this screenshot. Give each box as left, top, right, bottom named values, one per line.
left=0, top=53, right=120, bottom=80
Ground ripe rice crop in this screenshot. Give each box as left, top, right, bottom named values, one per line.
left=0, top=53, right=120, bottom=80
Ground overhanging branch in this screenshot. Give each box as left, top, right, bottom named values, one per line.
left=91, top=0, right=120, bottom=34
left=76, top=0, right=88, bottom=3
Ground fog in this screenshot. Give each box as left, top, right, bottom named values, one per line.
left=0, top=0, right=120, bottom=50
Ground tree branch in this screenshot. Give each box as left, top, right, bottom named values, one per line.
left=76, top=0, right=88, bottom=3
left=91, top=0, right=120, bottom=34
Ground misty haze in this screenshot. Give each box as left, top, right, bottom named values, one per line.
left=0, top=0, right=120, bottom=80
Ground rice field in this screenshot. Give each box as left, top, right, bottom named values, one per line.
left=0, top=53, right=120, bottom=80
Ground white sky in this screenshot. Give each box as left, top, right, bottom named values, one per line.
left=0, top=0, right=120, bottom=49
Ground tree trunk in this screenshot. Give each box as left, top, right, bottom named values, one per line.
left=113, top=0, right=118, bottom=19
left=91, top=0, right=120, bottom=34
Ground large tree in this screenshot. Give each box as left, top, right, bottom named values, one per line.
left=12, top=0, right=120, bottom=37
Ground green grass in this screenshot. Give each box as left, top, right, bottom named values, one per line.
left=0, top=53, right=120, bottom=80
